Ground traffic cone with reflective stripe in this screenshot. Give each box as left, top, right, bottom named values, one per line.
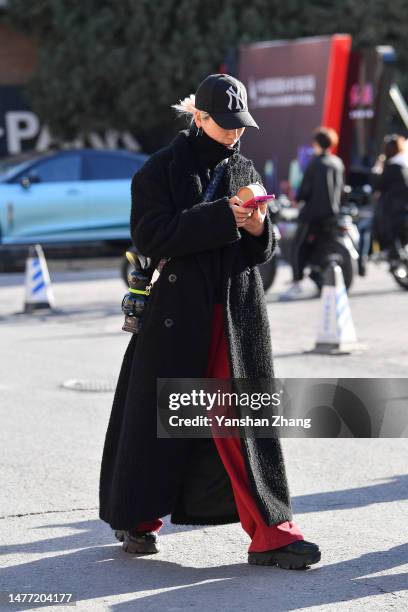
left=23, top=244, right=56, bottom=313
left=307, top=262, right=364, bottom=355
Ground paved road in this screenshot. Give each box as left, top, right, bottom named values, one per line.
left=0, top=260, right=407, bottom=611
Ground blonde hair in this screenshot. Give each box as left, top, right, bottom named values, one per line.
left=171, top=94, right=210, bottom=125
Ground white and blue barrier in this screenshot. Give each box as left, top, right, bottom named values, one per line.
left=24, top=244, right=55, bottom=313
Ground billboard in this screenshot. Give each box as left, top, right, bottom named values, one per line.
left=238, top=35, right=351, bottom=196
left=338, top=46, right=395, bottom=173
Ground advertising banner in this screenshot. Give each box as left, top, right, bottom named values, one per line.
left=238, top=35, right=351, bottom=196
left=339, top=46, right=395, bottom=172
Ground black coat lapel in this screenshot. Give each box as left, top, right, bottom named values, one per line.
left=166, top=132, right=251, bottom=302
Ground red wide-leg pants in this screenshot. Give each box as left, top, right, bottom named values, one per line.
left=135, top=304, right=304, bottom=552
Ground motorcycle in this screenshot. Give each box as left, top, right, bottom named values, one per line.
left=258, top=197, right=360, bottom=293
left=306, top=207, right=360, bottom=292
left=371, top=212, right=408, bottom=291
left=344, top=179, right=408, bottom=290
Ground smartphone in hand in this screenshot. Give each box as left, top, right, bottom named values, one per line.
left=241, top=195, right=275, bottom=209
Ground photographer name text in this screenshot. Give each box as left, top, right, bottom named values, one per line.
left=167, top=414, right=311, bottom=429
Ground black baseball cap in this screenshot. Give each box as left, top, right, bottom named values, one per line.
left=195, top=74, right=259, bottom=130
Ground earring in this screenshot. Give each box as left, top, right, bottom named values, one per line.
left=196, top=126, right=203, bottom=137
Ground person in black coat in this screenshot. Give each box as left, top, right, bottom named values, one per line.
left=373, top=134, right=408, bottom=251
left=99, top=74, right=321, bottom=569
left=281, top=127, right=345, bottom=300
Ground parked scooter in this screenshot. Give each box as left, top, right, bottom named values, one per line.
left=371, top=212, right=408, bottom=291
left=344, top=179, right=408, bottom=290
left=258, top=197, right=360, bottom=293
left=307, top=206, right=360, bottom=291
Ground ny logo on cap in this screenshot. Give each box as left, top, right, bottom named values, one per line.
left=226, top=85, right=246, bottom=111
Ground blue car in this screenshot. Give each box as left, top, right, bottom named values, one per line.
left=0, top=148, right=148, bottom=267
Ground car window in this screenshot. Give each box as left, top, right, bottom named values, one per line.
left=84, top=154, right=140, bottom=180
left=0, top=155, right=41, bottom=179
left=29, top=155, right=82, bottom=182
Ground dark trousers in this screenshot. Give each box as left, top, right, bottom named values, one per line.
left=291, top=221, right=311, bottom=282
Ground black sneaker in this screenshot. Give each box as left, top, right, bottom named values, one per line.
left=117, top=529, right=159, bottom=554
left=248, top=540, right=321, bottom=570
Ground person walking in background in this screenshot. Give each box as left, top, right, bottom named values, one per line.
left=281, top=127, right=345, bottom=300
left=372, top=133, right=408, bottom=253
left=99, top=73, right=321, bottom=570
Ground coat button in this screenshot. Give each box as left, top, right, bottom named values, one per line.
left=168, top=273, right=177, bottom=283
left=164, top=318, right=174, bottom=328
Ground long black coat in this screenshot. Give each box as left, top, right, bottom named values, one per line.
left=99, top=130, right=294, bottom=530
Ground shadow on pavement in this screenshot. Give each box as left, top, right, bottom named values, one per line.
left=0, top=519, right=203, bottom=558
left=292, top=474, right=408, bottom=514
left=1, top=474, right=407, bottom=611
left=0, top=531, right=406, bottom=611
